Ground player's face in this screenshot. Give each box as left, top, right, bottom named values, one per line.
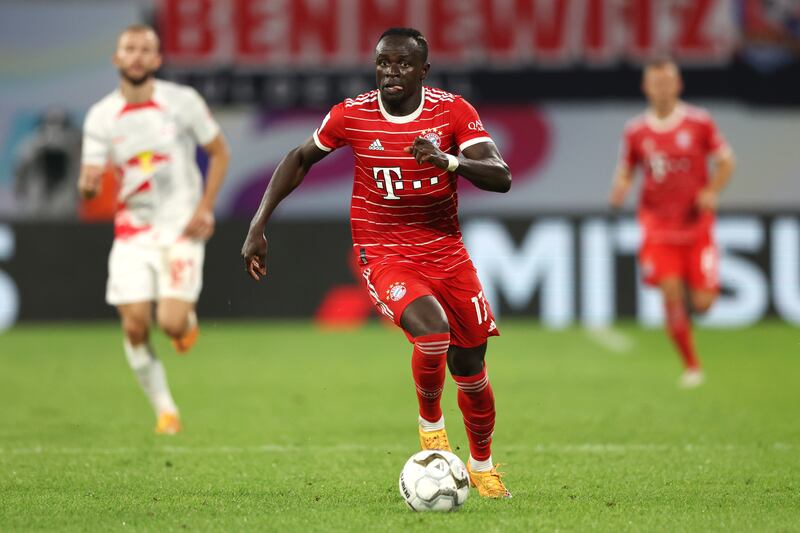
left=642, top=65, right=682, bottom=109
left=114, top=30, right=161, bottom=86
left=375, top=36, right=429, bottom=104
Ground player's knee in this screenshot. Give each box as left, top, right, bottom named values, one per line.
left=691, top=294, right=715, bottom=314
left=448, top=357, right=483, bottom=377
left=122, top=317, right=149, bottom=345
left=661, top=285, right=684, bottom=304
left=447, top=344, right=487, bottom=377
left=158, top=314, right=188, bottom=339
left=400, top=297, right=450, bottom=337
left=692, top=301, right=712, bottom=314
left=419, top=316, right=449, bottom=336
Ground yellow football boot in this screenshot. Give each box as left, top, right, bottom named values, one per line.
left=418, top=426, right=452, bottom=452
left=155, top=412, right=182, bottom=435
left=467, top=462, right=512, bottom=499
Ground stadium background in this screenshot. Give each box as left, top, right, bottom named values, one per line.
left=2, top=2, right=800, bottom=530
left=0, top=0, right=799, bottom=331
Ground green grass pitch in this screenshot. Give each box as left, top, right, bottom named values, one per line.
left=1, top=320, right=798, bottom=531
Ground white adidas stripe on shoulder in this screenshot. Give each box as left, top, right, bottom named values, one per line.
left=349, top=90, right=378, bottom=101
left=683, top=104, right=712, bottom=121
left=426, top=87, right=459, bottom=99
left=346, top=97, right=378, bottom=108
left=425, top=94, right=455, bottom=103
left=426, top=91, right=456, bottom=100
left=623, top=113, right=647, bottom=133
left=345, top=91, right=379, bottom=107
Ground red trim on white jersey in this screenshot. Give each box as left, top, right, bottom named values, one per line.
left=117, top=100, right=163, bottom=117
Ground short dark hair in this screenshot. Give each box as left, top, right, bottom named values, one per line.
left=119, top=23, right=161, bottom=50
left=378, top=27, right=428, bottom=63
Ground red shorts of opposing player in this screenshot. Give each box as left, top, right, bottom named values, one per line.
left=360, top=261, right=499, bottom=348
left=639, top=229, right=719, bottom=292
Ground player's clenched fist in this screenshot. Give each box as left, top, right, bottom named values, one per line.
left=695, top=187, right=718, bottom=212
left=241, top=231, right=268, bottom=281
left=78, top=166, right=103, bottom=199
left=608, top=183, right=628, bottom=209
left=184, top=205, right=216, bottom=240
left=404, top=137, right=448, bottom=169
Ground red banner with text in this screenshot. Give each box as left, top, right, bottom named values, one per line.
left=157, top=0, right=737, bottom=67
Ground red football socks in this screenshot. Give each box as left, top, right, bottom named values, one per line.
left=665, top=299, right=701, bottom=370
left=452, top=366, right=495, bottom=462
left=412, top=333, right=450, bottom=423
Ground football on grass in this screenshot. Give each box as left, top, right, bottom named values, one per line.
left=399, top=450, right=470, bottom=511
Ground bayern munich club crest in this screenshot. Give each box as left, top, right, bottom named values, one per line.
left=420, top=128, right=443, bottom=149
left=387, top=282, right=407, bottom=302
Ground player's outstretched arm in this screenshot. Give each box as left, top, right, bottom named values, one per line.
left=184, top=133, right=230, bottom=240
left=405, top=138, right=511, bottom=193
left=241, top=137, right=329, bottom=281
left=697, top=147, right=735, bottom=212
left=609, top=165, right=634, bottom=210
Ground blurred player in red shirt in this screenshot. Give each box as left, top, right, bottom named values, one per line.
left=609, top=59, right=736, bottom=388
left=242, top=28, right=512, bottom=497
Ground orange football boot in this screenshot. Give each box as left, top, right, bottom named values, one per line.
left=155, top=412, right=181, bottom=435
left=172, top=312, right=198, bottom=354
left=467, top=462, right=512, bottom=499
left=418, top=426, right=453, bottom=452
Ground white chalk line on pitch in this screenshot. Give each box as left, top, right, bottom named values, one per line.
left=0, top=442, right=794, bottom=456
left=584, top=326, right=635, bottom=354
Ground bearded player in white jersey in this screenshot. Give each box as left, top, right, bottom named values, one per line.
left=78, top=25, right=229, bottom=434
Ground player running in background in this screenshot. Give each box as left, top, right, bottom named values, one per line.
left=241, top=28, right=512, bottom=498
left=609, top=59, right=735, bottom=388
left=78, top=25, right=229, bottom=433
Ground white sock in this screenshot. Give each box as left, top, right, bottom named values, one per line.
left=469, top=455, right=494, bottom=472
left=185, top=310, right=197, bottom=334
left=418, top=415, right=445, bottom=432
left=123, top=339, right=178, bottom=415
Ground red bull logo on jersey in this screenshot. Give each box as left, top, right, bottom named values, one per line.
left=420, top=128, right=443, bottom=149
left=387, top=282, right=407, bottom=302
left=125, top=151, right=170, bottom=175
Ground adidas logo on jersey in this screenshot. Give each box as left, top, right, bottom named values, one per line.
left=368, top=139, right=384, bottom=150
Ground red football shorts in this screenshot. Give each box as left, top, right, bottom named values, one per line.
left=360, top=261, right=499, bottom=347
left=639, top=231, right=719, bottom=292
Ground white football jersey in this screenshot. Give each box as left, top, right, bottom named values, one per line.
left=82, top=79, right=219, bottom=245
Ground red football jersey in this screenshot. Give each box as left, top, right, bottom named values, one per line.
left=314, top=87, right=493, bottom=277
left=619, top=103, right=730, bottom=243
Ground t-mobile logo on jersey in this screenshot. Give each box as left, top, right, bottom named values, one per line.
left=373, top=167, right=403, bottom=200
left=647, top=152, right=692, bottom=181
left=373, top=167, right=441, bottom=200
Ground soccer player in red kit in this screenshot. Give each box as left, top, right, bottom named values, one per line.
left=241, top=28, right=512, bottom=498
left=609, top=59, right=736, bottom=388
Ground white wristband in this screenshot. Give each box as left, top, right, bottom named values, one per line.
left=445, top=154, right=459, bottom=172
